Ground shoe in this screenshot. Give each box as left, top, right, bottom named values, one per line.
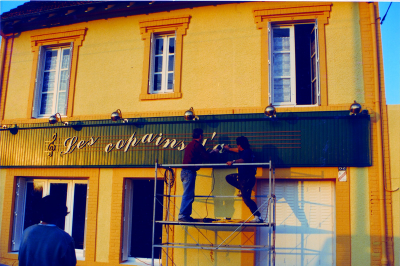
left=178, top=216, right=196, bottom=223
left=250, top=216, right=264, bottom=223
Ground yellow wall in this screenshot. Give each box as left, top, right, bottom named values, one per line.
left=3, top=2, right=365, bottom=121
left=350, top=167, right=371, bottom=265
left=0, top=169, right=6, bottom=243
left=326, top=2, right=365, bottom=105
left=96, top=169, right=113, bottom=262
left=388, top=105, right=400, bottom=266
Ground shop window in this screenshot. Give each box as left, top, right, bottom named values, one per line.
left=270, top=23, right=319, bottom=106
left=122, top=179, right=164, bottom=264
left=11, top=178, right=88, bottom=259
left=149, top=34, right=176, bottom=94
left=32, top=45, right=72, bottom=117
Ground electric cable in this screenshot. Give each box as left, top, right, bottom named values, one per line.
left=380, top=2, right=392, bottom=25
left=203, top=169, right=216, bottom=221
left=164, top=167, right=175, bottom=188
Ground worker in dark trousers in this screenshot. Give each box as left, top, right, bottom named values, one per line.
left=179, top=128, right=220, bottom=222
left=224, top=136, right=263, bottom=223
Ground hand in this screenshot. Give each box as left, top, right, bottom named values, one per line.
left=223, top=144, right=230, bottom=151
left=226, top=161, right=233, bottom=166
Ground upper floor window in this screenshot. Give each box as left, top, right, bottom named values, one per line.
left=270, top=23, right=319, bottom=106
left=29, top=28, right=86, bottom=118
left=149, top=34, right=175, bottom=94
left=139, top=16, right=190, bottom=100
left=34, top=45, right=72, bottom=117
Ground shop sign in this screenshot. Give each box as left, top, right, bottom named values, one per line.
left=48, top=132, right=218, bottom=157
left=338, top=167, right=347, bottom=182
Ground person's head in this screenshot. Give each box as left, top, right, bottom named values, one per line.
left=192, top=128, right=204, bottom=141
left=236, top=136, right=250, bottom=151
left=39, top=195, right=69, bottom=225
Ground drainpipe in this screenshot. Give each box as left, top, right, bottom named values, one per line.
left=369, top=3, right=388, bottom=266
left=0, top=32, right=9, bottom=123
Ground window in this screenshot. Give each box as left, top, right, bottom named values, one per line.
left=34, top=45, right=72, bottom=117
left=139, top=16, right=190, bottom=100
left=253, top=3, right=331, bottom=107
left=270, top=23, right=319, bottom=106
left=149, top=34, right=176, bottom=94
left=122, top=179, right=164, bottom=264
left=28, top=28, right=86, bottom=118
left=11, top=178, right=88, bottom=258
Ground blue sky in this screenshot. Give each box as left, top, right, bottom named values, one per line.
left=1, top=1, right=399, bottom=105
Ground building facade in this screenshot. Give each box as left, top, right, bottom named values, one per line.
left=0, top=2, right=394, bottom=265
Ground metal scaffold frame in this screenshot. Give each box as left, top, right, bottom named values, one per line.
left=152, top=161, right=276, bottom=266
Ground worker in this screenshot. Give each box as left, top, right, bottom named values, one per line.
left=224, top=136, right=263, bottom=223
left=179, top=128, right=219, bottom=222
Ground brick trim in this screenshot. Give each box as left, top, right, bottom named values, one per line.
left=0, top=168, right=99, bottom=264
left=253, top=2, right=332, bottom=108
left=139, top=15, right=190, bottom=101
left=27, top=28, right=87, bottom=119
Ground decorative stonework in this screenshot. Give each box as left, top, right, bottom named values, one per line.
left=27, top=28, right=87, bottom=118
left=139, top=16, right=190, bottom=100
left=253, top=3, right=332, bottom=108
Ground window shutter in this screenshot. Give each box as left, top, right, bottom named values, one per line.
left=268, top=23, right=272, bottom=105
left=148, top=33, right=155, bottom=93
left=32, top=47, right=46, bottom=118
left=313, top=20, right=320, bottom=105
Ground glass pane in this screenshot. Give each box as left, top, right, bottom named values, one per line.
left=167, top=73, right=174, bottom=90
left=59, top=70, right=69, bottom=91
left=71, top=184, right=87, bottom=250
left=57, top=92, right=67, bottom=115
left=273, top=53, right=290, bottom=76
left=311, top=32, right=315, bottom=55
left=42, top=72, right=55, bottom=92
left=155, top=38, right=163, bottom=55
left=274, top=78, right=291, bottom=103
left=61, top=49, right=71, bottom=69
left=40, top=93, right=53, bottom=115
left=23, top=182, right=43, bottom=230
left=273, top=29, right=290, bottom=51
left=154, top=56, right=163, bottom=72
left=44, top=50, right=58, bottom=71
left=168, top=55, right=174, bottom=72
left=169, top=37, right=175, bottom=54
left=153, top=74, right=162, bottom=91
left=49, top=183, right=68, bottom=230
left=311, top=55, right=316, bottom=80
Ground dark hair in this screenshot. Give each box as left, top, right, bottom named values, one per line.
left=236, top=136, right=250, bottom=149
left=192, top=128, right=203, bottom=139
left=40, top=195, right=69, bottom=224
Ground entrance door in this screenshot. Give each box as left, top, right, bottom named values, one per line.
left=256, top=180, right=335, bottom=266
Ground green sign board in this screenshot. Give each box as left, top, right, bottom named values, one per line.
left=0, top=111, right=371, bottom=168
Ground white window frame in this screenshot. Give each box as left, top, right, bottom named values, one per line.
left=11, top=178, right=88, bottom=260
left=149, top=33, right=176, bottom=94
left=269, top=21, right=320, bottom=107
left=121, top=179, right=162, bottom=266
left=33, top=44, right=72, bottom=118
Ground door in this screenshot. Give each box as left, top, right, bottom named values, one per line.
left=256, top=180, right=335, bottom=266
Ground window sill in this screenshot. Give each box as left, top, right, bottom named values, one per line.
left=140, top=92, right=182, bottom=100
left=121, top=258, right=161, bottom=266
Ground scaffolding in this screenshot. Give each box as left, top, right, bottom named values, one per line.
left=152, top=161, right=276, bottom=266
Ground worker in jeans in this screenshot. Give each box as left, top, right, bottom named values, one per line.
left=224, top=136, right=263, bottom=223
left=179, top=128, right=219, bottom=222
